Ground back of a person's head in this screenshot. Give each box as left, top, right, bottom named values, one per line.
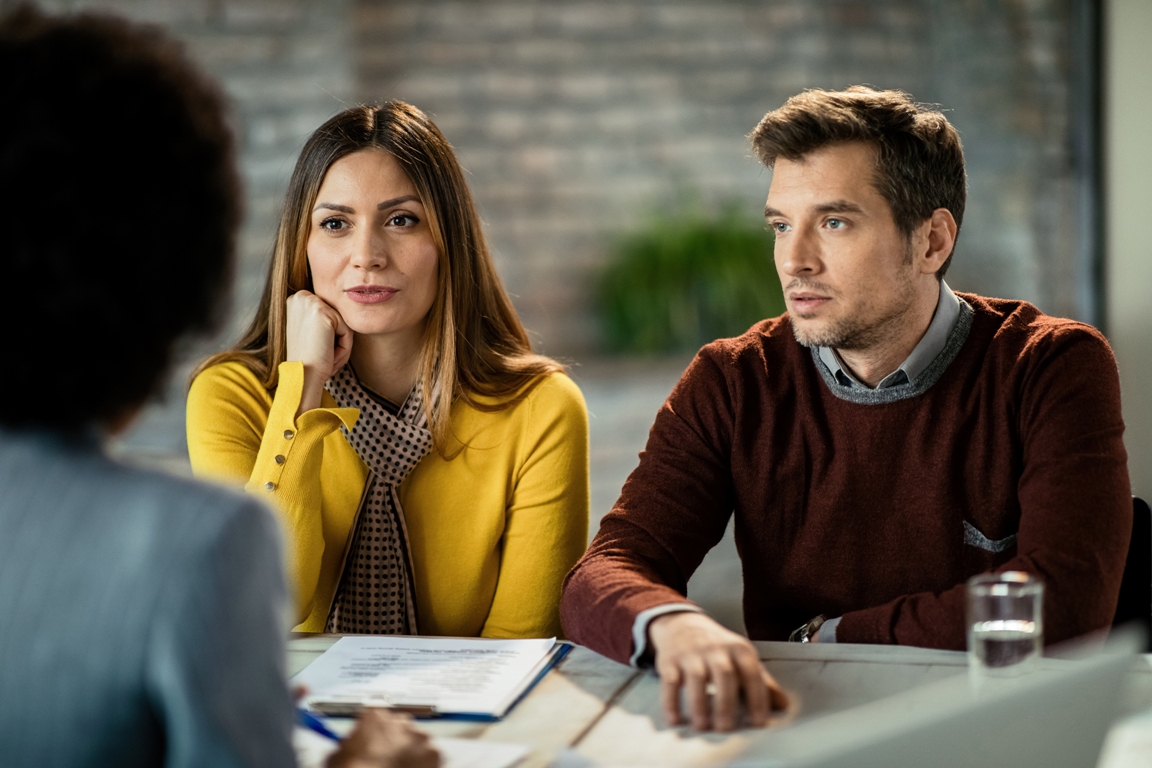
left=0, top=5, right=239, bottom=430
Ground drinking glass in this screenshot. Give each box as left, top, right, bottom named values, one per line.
left=966, top=571, right=1043, bottom=684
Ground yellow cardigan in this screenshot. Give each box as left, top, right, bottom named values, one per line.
left=186, top=360, right=589, bottom=637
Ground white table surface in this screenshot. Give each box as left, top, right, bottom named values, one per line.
left=288, top=635, right=1152, bottom=768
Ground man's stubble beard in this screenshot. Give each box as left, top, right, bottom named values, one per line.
left=789, top=243, right=918, bottom=351
left=791, top=294, right=917, bottom=350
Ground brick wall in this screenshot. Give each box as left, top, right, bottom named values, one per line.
left=26, top=0, right=1092, bottom=357
left=354, top=0, right=1092, bottom=352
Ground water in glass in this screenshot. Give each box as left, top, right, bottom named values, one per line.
left=970, top=618, right=1041, bottom=670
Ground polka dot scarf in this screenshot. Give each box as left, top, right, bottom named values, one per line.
left=323, top=365, right=433, bottom=635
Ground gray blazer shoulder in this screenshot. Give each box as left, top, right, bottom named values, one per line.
left=0, top=429, right=295, bottom=768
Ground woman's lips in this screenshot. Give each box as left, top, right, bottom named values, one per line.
left=346, top=286, right=398, bottom=304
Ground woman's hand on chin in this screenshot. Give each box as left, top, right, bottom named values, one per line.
left=287, top=290, right=353, bottom=416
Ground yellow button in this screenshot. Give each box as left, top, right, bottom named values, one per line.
left=283, top=429, right=295, bottom=440
left=263, top=481, right=275, bottom=491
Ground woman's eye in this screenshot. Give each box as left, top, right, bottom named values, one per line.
left=320, top=218, right=346, bottom=232
left=388, top=213, right=419, bottom=227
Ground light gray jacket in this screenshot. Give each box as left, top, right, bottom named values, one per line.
left=0, top=428, right=296, bottom=767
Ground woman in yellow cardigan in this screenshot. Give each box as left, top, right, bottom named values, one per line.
left=187, top=101, right=589, bottom=638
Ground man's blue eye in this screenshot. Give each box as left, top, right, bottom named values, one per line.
left=827, top=219, right=844, bottom=229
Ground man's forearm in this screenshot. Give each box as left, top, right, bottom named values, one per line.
left=560, top=351, right=741, bottom=663
left=559, top=534, right=699, bottom=664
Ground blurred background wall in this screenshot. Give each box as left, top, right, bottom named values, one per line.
left=24, top=0, right=1148, bottom=629
left=1105, top=0, right=1152, bottom=506
left=35, top=0, right=1104, bottom=418
left=354, top=0, right=1100, bottom=350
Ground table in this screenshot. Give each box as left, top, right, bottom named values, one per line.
left=288, top=636, right=1152, bottom=768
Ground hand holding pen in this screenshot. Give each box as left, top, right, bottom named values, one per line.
left=298, top=706, right=439, bottom=768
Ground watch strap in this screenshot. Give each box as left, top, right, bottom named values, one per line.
left=788, top=614, right=827, bottom=643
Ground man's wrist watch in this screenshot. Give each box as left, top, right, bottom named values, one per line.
left=789, top=614, right=827, bottom=643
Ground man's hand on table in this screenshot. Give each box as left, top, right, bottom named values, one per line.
left=326, top=709, right=440, bottom=768
left=648, top=612, right=790, bottom=732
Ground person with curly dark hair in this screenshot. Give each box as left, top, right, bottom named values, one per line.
left=0, top=6, right=437, bottom=767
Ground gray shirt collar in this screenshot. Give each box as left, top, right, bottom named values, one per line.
left=817, top=281, right=961, bottom=390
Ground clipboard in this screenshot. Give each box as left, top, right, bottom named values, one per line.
left=300, top=638, right=573, bottom=720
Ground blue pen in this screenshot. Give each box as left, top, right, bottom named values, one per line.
left=297, top=707, right=341, bottom=741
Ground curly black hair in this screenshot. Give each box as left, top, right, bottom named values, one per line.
left=0, top=5, right=239, bottom=429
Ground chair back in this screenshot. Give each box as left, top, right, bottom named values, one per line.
left=1113, top=496, right=1151, bottom=648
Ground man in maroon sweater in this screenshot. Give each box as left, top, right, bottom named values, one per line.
left=560, top=87, right=1131, bottom=733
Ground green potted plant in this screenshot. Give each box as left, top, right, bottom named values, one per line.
left=596, top=205, right=784, bottom=354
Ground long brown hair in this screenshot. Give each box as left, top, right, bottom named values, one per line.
left=194, top=101, right=562, bottom=452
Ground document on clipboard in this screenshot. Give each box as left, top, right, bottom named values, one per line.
left=292, top=636, right=571, bottom=720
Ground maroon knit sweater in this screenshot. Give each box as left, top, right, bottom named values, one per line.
left=560, top=294, right=1131, bottom=664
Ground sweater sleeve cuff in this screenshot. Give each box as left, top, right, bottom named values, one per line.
left=630, top=603, right=702, bottom=668
left=274, top=361, right=359, bottom=431
left=243, top=361, right=359, bottom=495
left=831, top=609, right=888, bottom=645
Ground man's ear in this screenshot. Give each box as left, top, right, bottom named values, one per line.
left=919, top=208, right=958, bottom=276
left=912, top=210, right=958, bottom=276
